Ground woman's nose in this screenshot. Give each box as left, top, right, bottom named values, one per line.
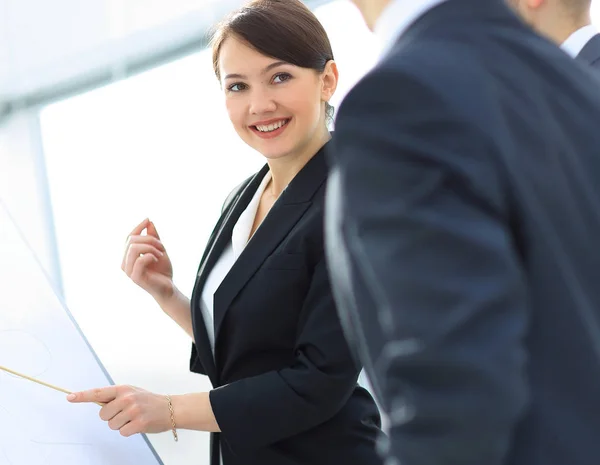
left=249, top=88, right=277, bottom=115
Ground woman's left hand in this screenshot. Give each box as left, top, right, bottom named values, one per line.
left=67, top=385, right=172, bottom=437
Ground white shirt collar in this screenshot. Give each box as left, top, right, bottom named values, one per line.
left=561, top=25, right=598, bottom=57
left=374, top=0, right=448, bottom=57
left=231, top=171, right=272, bottom=259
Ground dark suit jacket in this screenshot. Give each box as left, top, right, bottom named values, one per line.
left=325, top=1, right=600, bottom=465
left=577, top=33, right=600, bottom=68
left=189, top=143, right=381, bottom=465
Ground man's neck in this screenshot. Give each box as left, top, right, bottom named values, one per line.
left=544, top=15, right=592, bottom=45
left=363, top=0, right=393, bottom=31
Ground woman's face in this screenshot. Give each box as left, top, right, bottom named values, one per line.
left=218, top=35, right=337, bottom=161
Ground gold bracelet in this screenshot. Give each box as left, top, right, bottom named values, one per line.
left=165, top=395, right=178, bottom=442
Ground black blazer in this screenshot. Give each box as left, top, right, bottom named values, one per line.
left=189, top=142, right=382, bottom=465
left=326, top=1, right=600, bottom=465
left=577, top=33, right=600, bottom=68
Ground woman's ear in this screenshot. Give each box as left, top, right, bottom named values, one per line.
left=321, top=60, right=339, bottom=103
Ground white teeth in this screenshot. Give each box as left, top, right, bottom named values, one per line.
left=256, top=120, right=287, bottom=132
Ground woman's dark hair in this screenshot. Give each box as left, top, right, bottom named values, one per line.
left=210, top=0, right=335, bottom=122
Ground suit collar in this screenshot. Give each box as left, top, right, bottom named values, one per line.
left=213, top=143, right=329, bottom=348
left=190, top=169, right=266, bottom=384
left=192, top=140, right=331, bottom=380
left=577, top=34, right=600, bottom=67
left=562, top=26, right=598, bottom=58
left=392, top=0, right=517, bottom=51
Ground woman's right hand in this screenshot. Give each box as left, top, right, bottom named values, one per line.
left=122, top=218, right=175, bottom=303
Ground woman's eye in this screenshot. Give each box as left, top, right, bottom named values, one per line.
left=273, top=73, right=291, bottom=84
left=227, top=83, right=247, bottom=92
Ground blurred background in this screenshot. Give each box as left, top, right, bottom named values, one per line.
left=1, top=1, right=599, bottom=464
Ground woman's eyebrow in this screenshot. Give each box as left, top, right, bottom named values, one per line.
left=224, top=61, right=289, bottom=80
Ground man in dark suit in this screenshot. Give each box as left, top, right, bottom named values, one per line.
left=325, top=1, right=600, bottom=465
left=508, top=0, right=600, bottom=67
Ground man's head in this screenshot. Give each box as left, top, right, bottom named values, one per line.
left=351, top=0, right=392, bottom=30
left=507, top=0, right=592, bottom=44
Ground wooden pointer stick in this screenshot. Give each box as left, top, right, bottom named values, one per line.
left=0, top=364, right=104, bottom=406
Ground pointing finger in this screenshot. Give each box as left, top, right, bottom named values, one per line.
left=67, top=386, right=117, bottom=404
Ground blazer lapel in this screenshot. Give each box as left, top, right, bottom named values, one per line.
left=212, top=145, right=330, bottom=351
left=190, top=166, right=269, bottom=384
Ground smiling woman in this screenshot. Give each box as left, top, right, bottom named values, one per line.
left=211, top=0, right=337, bottom=173
left=66, top=1, right=383, bottom=465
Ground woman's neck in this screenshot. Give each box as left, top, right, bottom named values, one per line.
left=266, top=127, right=331, bottom=197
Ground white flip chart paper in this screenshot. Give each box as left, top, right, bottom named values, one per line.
left=0, top=201, right=164, bottom=465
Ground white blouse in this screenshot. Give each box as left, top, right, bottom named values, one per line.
left=200, top=171, right=272, bottom=354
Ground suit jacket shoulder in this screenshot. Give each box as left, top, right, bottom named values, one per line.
left=336, top=39, right=507, bottom=217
